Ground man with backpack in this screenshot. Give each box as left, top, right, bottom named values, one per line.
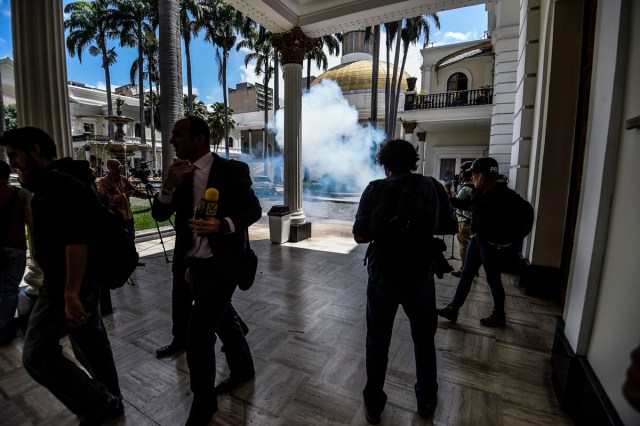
left=0, top=127, right=123, bottom=425
left=353, top=139, right=456, bottom=424
left=436, top=157, right=534, bottom=328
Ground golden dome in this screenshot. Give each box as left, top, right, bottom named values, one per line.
left=311, top=60, right=411, bottom=92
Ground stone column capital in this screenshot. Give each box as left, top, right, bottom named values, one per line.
left=402, top=121, right=417, bottom=134
left=272, top=27, right=315, bottom=65
left=416, top=131, right=427, bottom=142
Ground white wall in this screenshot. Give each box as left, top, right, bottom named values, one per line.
left=584, top=1, right=640, bottom=423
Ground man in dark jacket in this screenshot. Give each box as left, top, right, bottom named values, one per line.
left=437, top=157, right=531, bottom=327
left=353, top=139, right=456, bottom=424
left=0, top=127, right=123, bottom=425
left=152, top=116, right=261, bottom=426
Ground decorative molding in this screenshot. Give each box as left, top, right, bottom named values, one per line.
left=272, top=27, right=315, bottom=65
left=402, top=121, right=417, bottom=134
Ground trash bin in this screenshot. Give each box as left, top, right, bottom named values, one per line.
left=267, top=205, right=291, bottom=244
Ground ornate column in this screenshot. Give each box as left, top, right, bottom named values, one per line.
left=10, top=0, right=72, bottom=157
left=272, top=27, right=314, bottom=240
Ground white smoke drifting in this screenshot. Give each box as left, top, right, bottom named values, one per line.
left=273, top=80, right=386, bottom=193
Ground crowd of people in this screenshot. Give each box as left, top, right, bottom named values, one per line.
left=1, top=125, right=638, bottom=425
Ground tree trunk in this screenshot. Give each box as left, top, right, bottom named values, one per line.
left=389, top=21, right=402, bottom=138
left=392, top=46, right=409, bottom=137
left=370, top=25, right=380, bottom=128
left=306, top=56, right=311, bottom=90
left=264, top=71, right=269, bottom=176
left=274, top=49, right=280, bottom=111
left=137, top=22, right=146, bottom=158
left=185, top=38, right=193, bottom=116
left=158, top=0, right=183, bottom=173
left=223, top=51, right=229, bottom=159
left=103, top=55, right=114, bottom=139
left=148, top=72, right=156, bottom=171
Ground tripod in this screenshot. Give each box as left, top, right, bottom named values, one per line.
left=135, top=179, right=173, bottom=264
left=444, top=234, right=460, bottom=261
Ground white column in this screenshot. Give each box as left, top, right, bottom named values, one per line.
left=282, top=62, right=305, bottom=224
left=10, top=0, right=72, bottom=157
left=248, top=130, right=252, bottom=155
left=272, top=27, right=314, bottom=226
left=489, top=0, right=520, bottom=175
left=510, top=0, right=541, bottom=195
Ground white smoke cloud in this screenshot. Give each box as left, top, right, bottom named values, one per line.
left=95, top=81, right=106, bottom=91
left=274, top=80, right=386, bottom=193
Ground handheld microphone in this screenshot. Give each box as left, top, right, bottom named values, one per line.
left=197, top=188, right=219, bottom=218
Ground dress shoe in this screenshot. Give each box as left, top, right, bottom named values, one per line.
left=417, top=397, right=437, bottom=419
left=185, top=398, right=216, bottom=426
left=480, top=311, right=506, bottom=327
left=436, top=304, right=459, bottom=323
left=156, top=342, right=186, bottom=358
left=214, top=375, right=254, bottom=395
left=364, top=405, right=381, bottom=424
left=451, top=270, right=462, bottom=278
left=79, top=396, right=125, bottom=426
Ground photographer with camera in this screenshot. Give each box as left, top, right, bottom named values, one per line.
left=97, top=159, right=150, bottom=238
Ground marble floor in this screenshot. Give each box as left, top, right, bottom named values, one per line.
left=0, top=216, right=573, bottom=425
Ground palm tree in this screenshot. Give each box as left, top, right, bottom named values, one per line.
left=237, top=25, right=274, bottom=170
left=198, top=0, right=251, bottom=158
left=305, top=34, right=341, bottom=90
left=208, top=102, right=236, bottom=149
left=131, top=29, right=160, bottom=169
left=180, top=0, right=204, bottom=116
left=183, top=94, right=208, bottom=120
left=108, top=0, right=156, bottom=150
left=388, top=15, right=440, bottom=136
left=65, top=0, right=117, bottom=138
left=158, top=0, right=183, bottom=172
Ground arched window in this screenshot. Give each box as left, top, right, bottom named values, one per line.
left=447, top=72, right=468, bottom=92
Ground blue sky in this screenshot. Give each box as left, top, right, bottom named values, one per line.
left=0, top=1, right=487, bottom=106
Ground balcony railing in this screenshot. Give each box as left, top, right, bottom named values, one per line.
left=408, top=88, right=493, bottom=110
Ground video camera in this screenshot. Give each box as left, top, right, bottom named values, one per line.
left=130, top=161, right=152, bottom=184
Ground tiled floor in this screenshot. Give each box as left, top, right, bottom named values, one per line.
left=0, top=217, right=573, bottom=425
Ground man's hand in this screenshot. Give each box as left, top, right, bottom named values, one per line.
left=65, top=293, right=89, bottom=327
left=164, top=159, right=195, bottom=191
left=189, top=217, right=221, bottom=234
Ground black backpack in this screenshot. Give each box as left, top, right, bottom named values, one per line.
left=54, top=170, right=139, bottom=289
left=369, top=174, right=432, bottom=264
left=506, top=190, right=534, bottom=242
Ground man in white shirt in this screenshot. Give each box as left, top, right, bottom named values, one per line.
left=152, top=116, right=261, bottom=426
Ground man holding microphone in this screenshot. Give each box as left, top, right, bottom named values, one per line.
left=152, top=116, right=261, bottom=426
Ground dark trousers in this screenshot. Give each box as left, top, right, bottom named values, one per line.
left=22, top=287, right=121, bottom=421
left=171, top=260, right=192, bottom=346
left=186, top=257, right=254, bottom=415
left=451, top=236, right=506, bottom=312
left=363, top=264, right=438, bottom=415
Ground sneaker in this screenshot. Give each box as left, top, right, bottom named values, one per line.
left=364, top=405, right=381, bottom=424
left=436, top=304, right=459, bottom=323
left=480, top=311, right=506, bottom=327
left=451, top=270, right=462, bottom=278
left=417, top=397, right=437, bottom=419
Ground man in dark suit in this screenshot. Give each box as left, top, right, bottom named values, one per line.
left=152, top=116, right=261, bottom=426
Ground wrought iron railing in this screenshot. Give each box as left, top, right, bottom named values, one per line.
left=411, top=87, right=493, bottom=110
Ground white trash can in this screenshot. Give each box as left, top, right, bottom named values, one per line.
left=267, top=205, right=291, bottom=244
